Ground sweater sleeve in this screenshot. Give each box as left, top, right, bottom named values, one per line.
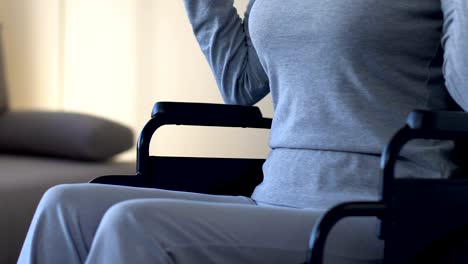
left=183, top=0, right=269, bottom=106
left=441, top=0, right=468, bottom=111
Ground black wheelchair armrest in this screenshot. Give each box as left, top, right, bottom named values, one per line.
left=92, top=101, right=270, bottom=196
left=151, top=101, right=272, bottom=128
left=407, top=110, right=468, bottom=134
left=138, top=102, right=272, bottom=177
left=307, top=110, right=468, bottom=264
left=382, top=110, right=468, bottom=201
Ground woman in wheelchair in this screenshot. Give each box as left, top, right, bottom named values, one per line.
left=18, top=0, right=467, bottom=263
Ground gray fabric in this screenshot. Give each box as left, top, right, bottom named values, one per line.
left=19, top=184, right=383, bottom=263
left=441, top=0, right=468, bottom=110
left=183, top=0, right=468, bottom=209
left=0, top=155, right=135, bottom=264
left=0, top=25, right=8, bottom=113
left=0, top=111, right=134, bottom=161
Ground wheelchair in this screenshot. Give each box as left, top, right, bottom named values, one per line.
left=92, top=101, right=468, bottom=264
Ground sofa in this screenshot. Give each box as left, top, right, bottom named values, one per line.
left=0, top=25, right=136, bottom=263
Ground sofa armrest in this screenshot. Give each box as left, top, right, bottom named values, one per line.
left=0, top=111, right=134, bottom=161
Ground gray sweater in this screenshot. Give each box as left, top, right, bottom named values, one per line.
left=183, top=0, right=468, bottom=209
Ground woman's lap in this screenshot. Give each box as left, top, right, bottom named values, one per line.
left=19, top=183, right=383, bottom=263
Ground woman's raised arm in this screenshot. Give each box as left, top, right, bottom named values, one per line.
left=441, top=0, right=468, bottom=111
left=183, top=0, right=269, bottom=106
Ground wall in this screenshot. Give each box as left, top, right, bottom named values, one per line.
left=0, top=0, right=62, bottom=110
left=0, top=0, right=272, bottom=160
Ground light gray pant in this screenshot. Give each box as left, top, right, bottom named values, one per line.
left=18, top=184, right=383, bottom=264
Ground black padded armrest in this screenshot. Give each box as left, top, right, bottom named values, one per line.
left=151, top=102, right=272, bottom=129
left=407, top=110, right=468, bottom=134
left=382, top=110, right=468, bottom=204
left=137, top=102, right=271, bottom=176
left=309, top=110, right=468, bottom=264
left=384, top=110, right=468, bottom=182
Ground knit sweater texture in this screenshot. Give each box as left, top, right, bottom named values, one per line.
left=183, top=0, right=468, bottom=209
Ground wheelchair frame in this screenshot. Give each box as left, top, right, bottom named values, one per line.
left=92, top=102, right=468, bottom=264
